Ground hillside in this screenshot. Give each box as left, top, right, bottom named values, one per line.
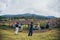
left=0, top=13, right=56, bottom=19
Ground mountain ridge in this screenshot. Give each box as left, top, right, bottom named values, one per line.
left=0, top=13, right=56, bottom=19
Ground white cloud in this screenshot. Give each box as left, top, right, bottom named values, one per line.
left=0, top=2, right=6, bottom=11
left=0, top=0, right=60, bottom=17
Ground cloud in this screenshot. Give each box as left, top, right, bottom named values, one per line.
left=0, top=0, right=60, bottom=17
left=47, top=0, right=60, bottom=13
left=0, top=2, right=6, bottom=11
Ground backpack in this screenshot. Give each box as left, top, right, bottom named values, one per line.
left=13, top=24, right=16, bottom=28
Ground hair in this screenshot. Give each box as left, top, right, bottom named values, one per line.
left=31, top=22, right=33, bottom=24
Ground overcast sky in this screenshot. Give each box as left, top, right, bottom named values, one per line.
left=0, top=0, right=60, bottom=17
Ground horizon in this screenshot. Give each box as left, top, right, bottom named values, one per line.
left=0, top=13, right=57, bottom=18
left=0, top=0, right=60, bottom=18
left=0, top=13, right=59, bottom=18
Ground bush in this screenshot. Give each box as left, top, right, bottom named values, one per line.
left=0, top=25, right=10, bottom=30
left=23, top=25, right=28, bottom=30
left=40, top=21, right=46, bottom=29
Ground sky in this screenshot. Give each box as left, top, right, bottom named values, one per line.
left=0, top=0, right=60, bottom=17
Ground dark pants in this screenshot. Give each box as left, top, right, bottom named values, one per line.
left=28, top=29, right=33, bottom=36
left=40, top=26, right=45, bottom=30
left=46, top=25, right=49, bottom=29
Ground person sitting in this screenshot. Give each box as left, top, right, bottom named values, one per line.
left=46, top=22, right=50, bottom=29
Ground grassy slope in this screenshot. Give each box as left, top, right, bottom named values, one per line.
left=0, top=25, right=60, bottom=40
left=0, top=29, right=60, bottom=40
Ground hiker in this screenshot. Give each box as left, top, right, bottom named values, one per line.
left=46, top=22, right=50, bottom=29
left=28, top=22, right=33, bottom=36
left=14, top=22, right=19, bottom=34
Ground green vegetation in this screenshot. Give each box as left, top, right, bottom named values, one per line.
left=40, top=21, right=46, bottom=27
left=0, top=25, right=60, bottom=40
left=0, top=25, right=10, bottom=30
left=23, top=25, right=28, bottom=30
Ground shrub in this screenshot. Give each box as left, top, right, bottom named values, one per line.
left=23, top=25, right=28, bottom=30
left=40, top=21, right=46, bottom=29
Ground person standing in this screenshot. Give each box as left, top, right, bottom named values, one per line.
left=14, top=22, right=19, bottom=34
left=28, top=22, right=33, bottom=36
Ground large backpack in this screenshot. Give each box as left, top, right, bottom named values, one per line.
left=13, top=24, right=16, bottom=28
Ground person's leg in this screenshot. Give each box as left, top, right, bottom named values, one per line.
left=28, top=30, right=31, bottom=36
left=15, top=27, right=17, bottom=34
left=17, top=27, right=19, bottom=33
left=30, top=32, right=32, bottom=36
left=30, top=31, right=33, bottom=36
left=15, top=27, right=19, bottom=34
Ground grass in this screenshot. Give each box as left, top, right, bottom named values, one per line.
left=0, top=25, right=60, bottom=40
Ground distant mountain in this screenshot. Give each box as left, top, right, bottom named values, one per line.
left=46, top=16, right=56, bottom=19
left=1, top=13, right=56, bottom=19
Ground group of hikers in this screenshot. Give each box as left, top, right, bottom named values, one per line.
left=13, top=21, right=50, bottom=36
